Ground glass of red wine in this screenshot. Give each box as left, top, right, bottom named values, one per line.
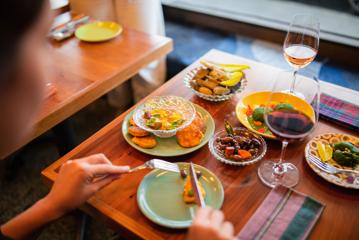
left=257, top=71, right=320, bottom=188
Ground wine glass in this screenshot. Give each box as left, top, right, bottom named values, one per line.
left=257, top=71, right=320, bottom=188
left=283, top=14, right=320, bottom=97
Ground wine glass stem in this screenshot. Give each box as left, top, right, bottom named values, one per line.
left=274, top=140, right=288, bottom=176
left=290, top=70, right=298, bottom=93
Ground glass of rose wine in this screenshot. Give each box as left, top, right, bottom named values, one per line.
left=283, top=14, right=319, bottom=97
left=257, top=71, right=320, bottom=188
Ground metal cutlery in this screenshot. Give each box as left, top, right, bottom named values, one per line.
left=189, top=162, right=206, bottom=208
left=129, top=159, right=180, bottom=173
left=307, top=154, right=359, bottom=175
left=51, top=16, right=90, bottom=41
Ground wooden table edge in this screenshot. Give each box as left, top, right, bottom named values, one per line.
left=5, top=37, right=173, bottom=158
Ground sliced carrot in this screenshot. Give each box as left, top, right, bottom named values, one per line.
left=238, top=150, right=252, bottom=159
left=245, top=105, right=253, bottom=116
left=253, top=121, right=262, bottom=126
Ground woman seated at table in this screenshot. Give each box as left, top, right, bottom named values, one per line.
left=0, top=0, right=235, bottom=239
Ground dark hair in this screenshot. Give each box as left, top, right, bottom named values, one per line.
left=0, top=0, right=46, bottom=86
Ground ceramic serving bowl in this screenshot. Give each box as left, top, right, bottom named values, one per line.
left=184, top=67, right=248, bottom=102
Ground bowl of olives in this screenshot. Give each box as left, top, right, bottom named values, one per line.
left=209, top=126, right=267, bottom=166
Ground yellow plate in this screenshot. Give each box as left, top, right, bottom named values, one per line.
left=235, top=91, right=315, bottom=139
left=75, top=21, right=122, bottom=42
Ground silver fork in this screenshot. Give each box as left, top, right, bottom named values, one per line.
left=129, top=159, right=180, bottom=173
left=307, top=154, right=359, bottom=175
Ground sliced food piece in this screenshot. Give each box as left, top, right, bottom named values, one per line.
left=317, top=142, right=333, bottom=162
left=132, top=135, right=157, bottom=149
left=183, top=176, right=206, bottom=204
left=219, top=64, right=250, bottom=72
left=128, top=126, right=149, bottom=137
left=220, top=71, right=243, bottom=87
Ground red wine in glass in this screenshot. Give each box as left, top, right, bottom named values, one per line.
left=266, top=108, right=315, bottom=141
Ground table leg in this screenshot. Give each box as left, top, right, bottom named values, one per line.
left=52, top=119, right=77, bottom=156
left=77, top=212, right=90, bottom=240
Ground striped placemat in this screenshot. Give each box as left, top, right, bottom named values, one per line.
left=320, top=93, right=359, bottom=131
left=237, top=185, right=324, bottom=240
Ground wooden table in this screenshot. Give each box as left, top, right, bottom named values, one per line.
left=42, top=50, right=359, bottom=240
left=4, top=14, right=172, bottom=157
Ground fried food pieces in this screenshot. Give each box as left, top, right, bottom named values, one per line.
left=176, top=112, right=206, bottom=148
left=128, top=126, right=149, bottom=137
left=128, top=115, right=157, bottom=148
left=176, top=124, right=203, bottom=148
left=132, top=136, right=157, bottom=149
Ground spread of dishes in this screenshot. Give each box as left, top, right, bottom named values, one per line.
left=305, top=133, right=359, bottom=189
left=137, top=163, right=224, bottom=228
left=184, top=60, right=249, bottom=101
left=120, top=61, right=355, bottom=228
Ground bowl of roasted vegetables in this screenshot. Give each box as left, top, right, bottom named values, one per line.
left=184, top=60, right=249, bottom=102
left=133, top=96, right=196, bottom=138
left=209, top=122, right=267, bottom=166
left=305, top=133, right=359, bottom=188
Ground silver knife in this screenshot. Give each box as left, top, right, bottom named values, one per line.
left=189, top=162, right=206, bottom=208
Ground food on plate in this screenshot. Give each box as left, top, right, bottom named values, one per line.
left=215, top=122, right=263, bottom=161
left=316, top=141, right=359, bottom=167
left=176, top=124, right=203, bottom=148
left=332, top=142, right=359, bottom=167
left=252, top=107, right=265, bottom=122
left=308, top=133, right=359, bottom=186
left=128, top=126, right=149, bottom=137
left=245, top=103, right=295, bottom=136
left=189, top=60, right=249, bottom=96
left=132, top=135, right=157, bottom=149
left=180, top=169, right=202, bottom=179
left=175, top=111, right=206, bottom=148
left=128, top=116, right=156, bottom=148
left=129, top=116, right=137, bottom=126
left=143, top=109, right=184, bottom=130
left=183, top=175, right=206, bottom=204
left=317, top=142, right=333, bottom=162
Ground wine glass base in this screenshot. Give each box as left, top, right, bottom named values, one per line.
left=281, top=89, right=305, bottom=100
left=258, top=161, right=299, bottom=188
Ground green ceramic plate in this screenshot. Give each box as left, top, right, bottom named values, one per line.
left=137, top=162, right=224, bottom=228
left=75, top=21, right=122, bottom=42
left=122, top=104, right=215, bottom=157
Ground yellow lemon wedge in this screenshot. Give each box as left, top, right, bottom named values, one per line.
left=220, top=71, right=243, bottom=87
left=219, top=64, right=250, bottom=72
left=317, top=142, right=333, bottom=162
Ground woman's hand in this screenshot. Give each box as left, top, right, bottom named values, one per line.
left=187, top=207, right=235, bottom=240
left=1, top=154, right=129, bottom=239
left=44, top=153, right=129, bottom=216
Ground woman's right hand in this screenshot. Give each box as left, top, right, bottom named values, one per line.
left=187, top=207, right=235, bottom=240
left=44, top=153, right=129, bottom=217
